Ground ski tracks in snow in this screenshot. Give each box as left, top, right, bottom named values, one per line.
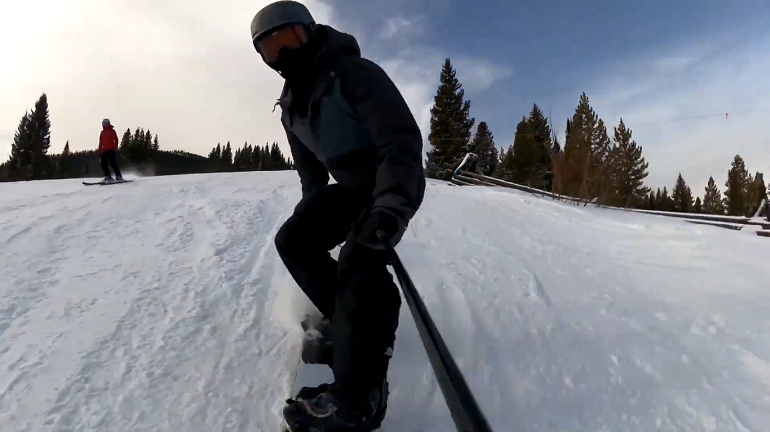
left=2, top=175, right=769, bottom=432
left=0, top=174, right=304, bottom=432
left=397, top=184, right=770, bottom=432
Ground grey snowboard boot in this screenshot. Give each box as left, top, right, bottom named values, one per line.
left=283, top=380, right=389, bottom=432
left=301, top=315, right=332, bottom=366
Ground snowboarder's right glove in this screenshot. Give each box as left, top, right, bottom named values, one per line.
left=356, top=208, right=404, bottom=250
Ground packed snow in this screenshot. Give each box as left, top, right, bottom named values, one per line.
left=1, top=171, right=768, bottom=432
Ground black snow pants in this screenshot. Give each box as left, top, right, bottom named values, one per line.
left=274, top=184, right=402, bottom=399
left=100, top=149, right=122, bottom=178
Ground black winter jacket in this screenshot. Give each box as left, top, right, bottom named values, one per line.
left=278, top=25, right=425, bottom=227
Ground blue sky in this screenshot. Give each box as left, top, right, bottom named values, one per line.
left=321, top=0, right=770, bottom=192
left=1, top=0, right=768, bottom=194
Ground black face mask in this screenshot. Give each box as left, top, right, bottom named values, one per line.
left=267, top=40, right=318, bottom=84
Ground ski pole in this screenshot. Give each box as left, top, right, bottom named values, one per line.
left=379, top=233, right=494, bottom=432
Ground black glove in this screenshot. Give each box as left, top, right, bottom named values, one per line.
left=356, top=209, right=404, bottom=250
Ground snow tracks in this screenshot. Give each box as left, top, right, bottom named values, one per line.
left=0, top=173, right=307, bottom=431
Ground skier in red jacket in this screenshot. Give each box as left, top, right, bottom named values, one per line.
left=98, top=118, right=124, bottom=183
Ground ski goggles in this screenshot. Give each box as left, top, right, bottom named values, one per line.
left=253, top=24, right=308, bottom=63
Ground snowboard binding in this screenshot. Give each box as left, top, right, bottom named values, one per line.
left=284, top=315, right=387, bottom=432
left=300, top=315, right=333, bottom=366
left=282, top=382, right=387, bottom=432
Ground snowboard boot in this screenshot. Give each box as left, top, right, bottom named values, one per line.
left=116, top=175, right=125, bottom=182
left=283, top=380, right=389, bottom=432
left=101, top=176, right=114, bottom=184
left=300, top=315, right=332, bottom=366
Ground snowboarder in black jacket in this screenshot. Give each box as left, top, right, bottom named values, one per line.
left=251, top=1, right=425, bottom=431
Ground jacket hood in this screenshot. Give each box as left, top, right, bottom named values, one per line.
left=316, top=25, right=360, bottom=62
left=276, top=25, right=361, bottom=106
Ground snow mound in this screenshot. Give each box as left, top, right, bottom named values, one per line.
left=1, top=171, right=768, bottom=432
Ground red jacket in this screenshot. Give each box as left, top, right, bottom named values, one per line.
left=98, top=125, right=119, bottom=154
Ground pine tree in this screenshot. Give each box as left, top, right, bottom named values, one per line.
left=496, top=145, right=515, bottom=180
left=133, top=127, right=143, bottom=147
left=648, top=190, right=656, bottom=210
left=612, top=118, right=650, bottom=207
left=747, top=172, right=767, bottom=216
left=724, top=155, right=749, bottom=216
left=26, top=93, right=52, bottom=179
left=251, top=143, right=261, bottom=170
left=144, top=129, right=152, bottom=148
left=527, top=104, right=554, bottom=188
left=693, top=196, right=702, bottom=213
left=487, top=147, right=499, bottom=177
left=591, top=119, right=615, bottom=203
left=209, top=143, right=222, bottom=165
left=120, top=128, right=132, bottom=152
left=7, top=113, right=31, bottom=180
left=243, top=142, right=254, bottom=170
left=550, top=121, right=569, bottom=195
left=126, top=127, right=142, bottom=162
left=270, top=142, right=282, bottom=169
left=259, top=144, right=268, bottom=170
left=528, top=104, right=553, bottom=155
left=563, top=93, right=603, bottom=199
left=233, top=147, right=242, bottom=171
left=703, top=176, right=725, bottom=214
left=552, top=132, right=562, bottom=154
left=564, top=119, right=571, bottom=146
left=470, top=121, right=496, bottom=175
left=59, top=141, right=71, bottom=178
left=143, top=129, right=153, bottom=161
left=425, top=58, right=475, bottom=180
left=505, top=104, right=555, bottom=187
left=265, top=144, right=273, bottom=169
left=153, top=134, right=160, bottom=152
left=659, top=186, right=673, bottom=211
left=510, top=116, right=536, bottom=184
left=671, top=173, right=694, bottom=212
left=221, top=142, right=233, bottom=169
left=746, top=172, right=754, bottom=210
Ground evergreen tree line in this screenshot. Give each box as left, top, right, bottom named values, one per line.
left=651, top=159, right=767, bottom=217
left=425, top=59, right=768, bottom=216
left=2, top=93, right=296, bottom=182
left=206, top=141, right=294, bottom=172
left=119, top=126, right=160, bottom=164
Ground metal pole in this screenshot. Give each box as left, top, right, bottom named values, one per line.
left=385, top=243, right=495, bottom=432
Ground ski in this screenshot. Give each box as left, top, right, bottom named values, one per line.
left=82, top=179, right=134, bottom=186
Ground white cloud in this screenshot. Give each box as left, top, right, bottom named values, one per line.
left=0, top=0, right=334, bottom=160
left=653, top=56, right=699, bottom=74
left=453, top=58, right=515, bottom=94
left=581, top=35, right=770, bottom=194
left=379, top=16, right=415, bottom=40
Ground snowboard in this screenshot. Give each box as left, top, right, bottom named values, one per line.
left=292, top=316, right=334, bottom=396
left=282, top=315, right=389, bottom=432
left=283, top=314, right=335, bottom=432
left=83, top=179, right=134, bottom=186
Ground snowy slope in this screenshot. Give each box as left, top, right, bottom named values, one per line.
left=1, top=171, right=769, bottom=432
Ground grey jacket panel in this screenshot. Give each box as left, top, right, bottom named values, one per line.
left=284, top=125, right=329, bottom=196
left=279, top=25, right=425, bottom=225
